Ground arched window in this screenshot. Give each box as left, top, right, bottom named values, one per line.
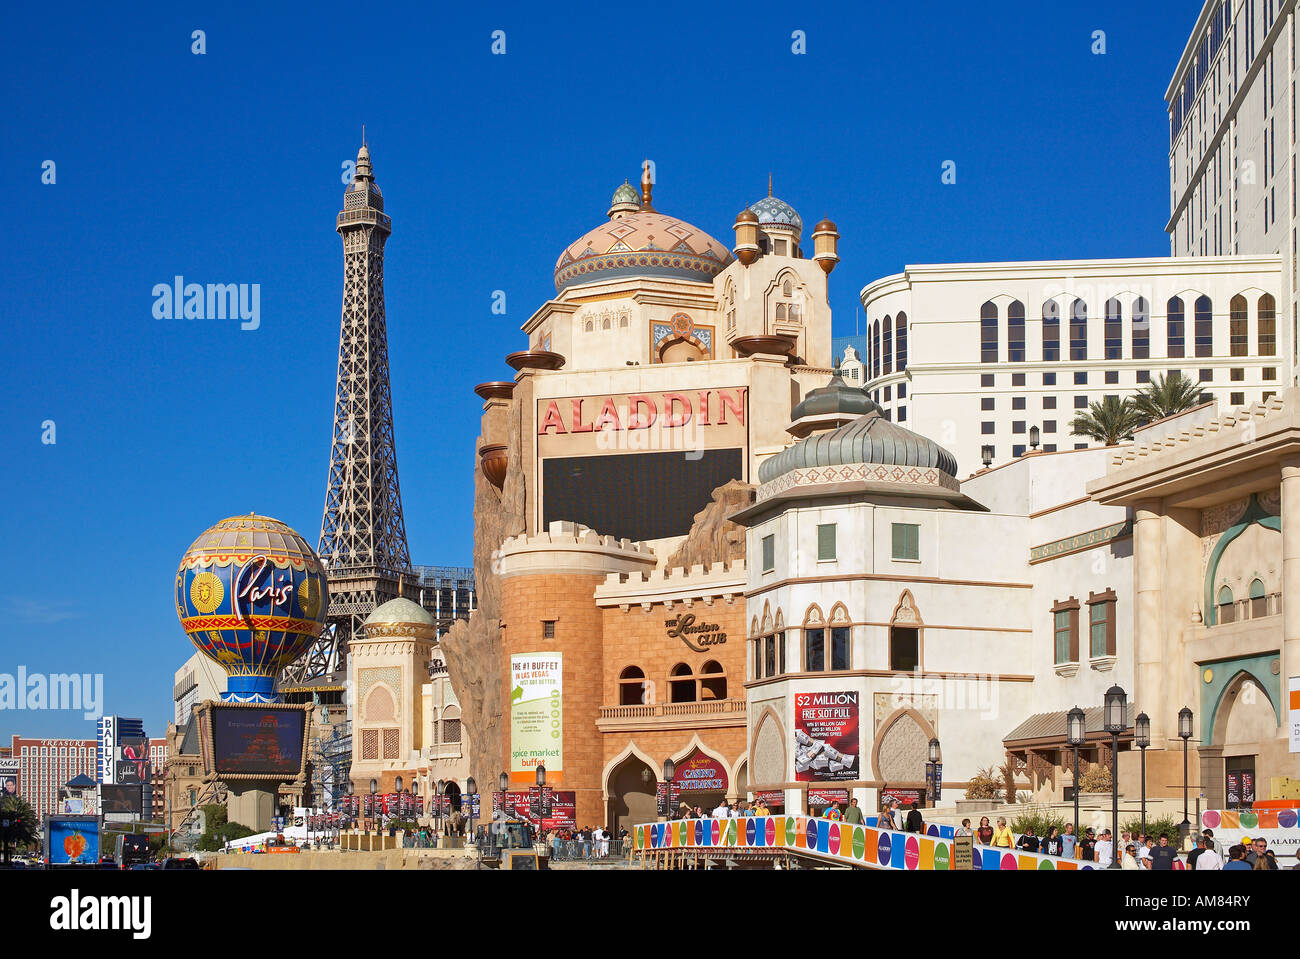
left=441, top=705, right=462, bottom=744
left=1259, top=293, right=1276, bottom=356
left=890, top=626, right=918, bottom=671
left=872, top=320, right=881, bottom=379
left=1132, top=297, right=1150, bottom=359
left=1069, top=298, right=1088, bottom=361
left=776, top=303, right=787, bottom=322
left=883, top=315, right=893, bottom=374
left=699, top=660, right=726, bottom=701
left=1104, top=298, right=1122, bottom=360
left=1007, top=300, right=1025, bottom=362
left=895, top=312, right=908, bottom=371
left=1217, top=584, right=1235, bottom=625
left=669, top=663, right=696, bottom=703
left=1195, top=295, right=1213, bottom=357
left=980, top=300, right=998, bottom=363
left=783, top=279, right=793, bottom=297
left=1042, top=300, right=1060, bottom=361
left=830, top=626, right=850, bottom=670
left=1230, top=295, right=1248, bottom=357
left=619, top=666, right=646, bottom=706
left=804, top=623, right=825, bottom=672
left=603, top=316, right=611, bottom=331
left=584, top=319, right=593, bottom=332
left=1249, top=578, right=1268, bottom=618
left=1167, top=296, right=1185, bottom=358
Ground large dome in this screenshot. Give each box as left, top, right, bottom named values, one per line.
left=554, top=210, right=733, bottom=293
left=759, top=408, right=959, bottom=484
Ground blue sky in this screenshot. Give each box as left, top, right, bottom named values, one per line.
left=1, top=1, right=1198, bottom=739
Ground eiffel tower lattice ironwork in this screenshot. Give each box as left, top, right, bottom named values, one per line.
left=282, top=142, right=413, bottom=686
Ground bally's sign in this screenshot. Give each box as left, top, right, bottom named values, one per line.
left=665, top=613, right=727, bottom=652
left=536, top=387, right=747, bottom=457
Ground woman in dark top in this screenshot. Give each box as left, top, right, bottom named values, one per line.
left=1042, top=827, right=1063, bottom=857
left=976, top=816, right=994, bottom=845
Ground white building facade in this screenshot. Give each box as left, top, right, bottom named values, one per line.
left=857, top=255, right=1283, bottom=475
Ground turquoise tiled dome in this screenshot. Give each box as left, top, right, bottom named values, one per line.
left=750, top=195, right=802, bottom=232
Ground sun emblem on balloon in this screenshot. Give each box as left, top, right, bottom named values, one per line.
left=296, top=579, right=321, bottom=619
left=190, top=572, right=224, bottom=614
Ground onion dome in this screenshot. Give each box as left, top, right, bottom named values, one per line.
left=555, top=210, right=733, bottom=293
left=607, top=180, right=640, bottom=219
left=364, top=597, right=434, bottom=627
left=759, top=372, right=958, bottom=484
left=363, top=597, right=436, bottom=641
left=750, top=194, right=803, bottom=233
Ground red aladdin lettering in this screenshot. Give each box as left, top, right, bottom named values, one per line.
left=537, top=388, right=747, bottom=435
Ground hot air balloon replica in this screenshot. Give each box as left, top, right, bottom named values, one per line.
left=176, top=514, right=328, bottom=834
left=175, top=513, right=329, bottom=703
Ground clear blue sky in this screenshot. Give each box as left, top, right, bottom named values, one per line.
left=1, top=0, right=1198, bottom=739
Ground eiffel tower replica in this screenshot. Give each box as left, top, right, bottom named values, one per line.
left=282, top=141, right=414, bottom=688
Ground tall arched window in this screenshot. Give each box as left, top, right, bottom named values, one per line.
left=883, top=315, right=893, bottom=374
left=619, top=666, right=646, bottom=706
left=895, top=312, right=908, bottom=371
left=1249, top=578, right=1268, bottom=618
left=1217, top=585, right=1235, bottom=625
left=1069, top=298, right=1088, bottom=361
left=699, top=661, right=727, bottom=700
left=1042, top=300, right=1060, bottom=361
left=1195, top=295, right=1213, bottom=357
left=872, top=319, right=881, bottom=379
left=1007, top=300, right=1025, bottom=362
left=1132, top=297, right=1150, bottom=359
left=980, top=300, right=998, bottom=363
left=1167, top=296, right=1185, bottom=358
left=1229, top=295, right=1248, bottom=357
left=1104, top=298, right=1122, bottom=360
left=1259, top=293, right=1276, bottom=356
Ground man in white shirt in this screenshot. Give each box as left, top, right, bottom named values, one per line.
left=712, top=801, right=730, bottom=818
left=1195, top=837, right=1223, bottom=869
left=1095, top=829, right=1114, bottom=867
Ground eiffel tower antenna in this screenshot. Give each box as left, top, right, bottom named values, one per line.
left=282, top=141, right=412, bottom=686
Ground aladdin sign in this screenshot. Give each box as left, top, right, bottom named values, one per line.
left=665, top=613, right=727, bottom=652
left=537, top=388, right=747, bottom=457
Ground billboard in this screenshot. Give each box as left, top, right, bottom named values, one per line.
left=46, top=815, right=100, bottom=866
left=793, top=691, right=860, bottom=782
left=99, top=784, right=144, bottom=816
left=497, top=790, right=576, bottom=830
left=510, top=653, right=562, bottom=786
left=673, top=749, right=728, bottom=794
left=0, top=758, right=18, bottom=799
left=207, top=705, right=307, bottom=778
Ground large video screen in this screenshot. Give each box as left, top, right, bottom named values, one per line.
left=211, top=707, right=306, bottom=777
left=542, top=448, right=742, bottom=542
left=99, top=784, right=144, bottom=815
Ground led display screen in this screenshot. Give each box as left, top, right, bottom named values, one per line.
left=542, top=448, right=743, bottom=542
left=210, top=707, right=306, bottom=777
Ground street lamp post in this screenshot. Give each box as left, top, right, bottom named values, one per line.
left=369, top=778, right=377, bottom=834
left=662, top=758, right=676, bottom=820
left=1066, top=706, right=1085, bottom=844
left=926, top=738, right=940, bottom=808
left=1135, top=712, right=1150, bottom=838
left=466, top=776, right=477, bottom=843
left=1178, top=707, right=1194, bottom=827
left=1103, top=685, right=1127, bottom=870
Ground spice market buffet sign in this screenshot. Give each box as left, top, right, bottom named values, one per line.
left=632, top=816, right=1101, bottom=871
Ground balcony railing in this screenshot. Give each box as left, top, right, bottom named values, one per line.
left=1213, top=591, right=1281, bottom=626
left=599, top=698, right=746, bottom=721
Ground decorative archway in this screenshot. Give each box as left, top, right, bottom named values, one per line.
left=749, top=705, right=787, bottom=789
left=1204, top=494, right=1281, bottom=625
left=603, top=742, right=659, bottom=832
left=870, top=707, right=938, bottom=784
left=1204, top=662, right=1281, bottom=745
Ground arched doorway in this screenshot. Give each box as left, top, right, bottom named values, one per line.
left=606, top=754, right=657, bottom=834
left=443, top=780, right=462, bottom=813
left=1211, top=670, right=1279, bottom=808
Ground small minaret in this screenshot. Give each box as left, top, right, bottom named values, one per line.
left=733, top=208, right=760, bottom=265
left=812, top=218, right=840, bottom=275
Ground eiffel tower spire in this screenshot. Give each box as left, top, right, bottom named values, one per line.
left=283, top=143, right=412, bottom=685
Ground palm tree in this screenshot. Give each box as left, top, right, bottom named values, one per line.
left=1070, top=395, right=1143, bottom=447
left=1130, top=372, right=1203, bottom=423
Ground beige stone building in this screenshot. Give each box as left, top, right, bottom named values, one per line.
left=1090, top=392, right=1300, bottom=807
left=347, top=598, right=470, bottom=812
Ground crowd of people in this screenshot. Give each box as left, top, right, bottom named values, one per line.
left=951, top=815, right=1285, bottom=869
left=541, top=825, right=627, bottom=859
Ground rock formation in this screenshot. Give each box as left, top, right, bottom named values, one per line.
left=441, top=383, right=528, bottom=800
left=665, top=478, right=755, bottom=569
